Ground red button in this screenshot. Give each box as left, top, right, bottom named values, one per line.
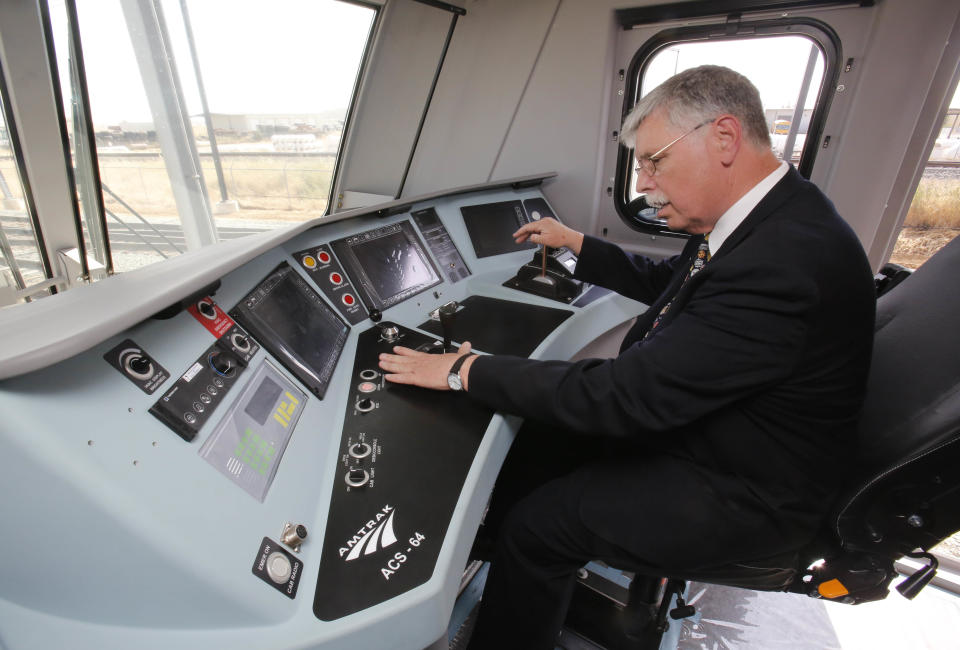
left=318, top=251, right=331, bottom=264
left=342, top=294, right=355, bottom=306
left=330, top=272, right=343, bottom=285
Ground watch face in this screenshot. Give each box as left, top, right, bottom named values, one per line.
left=447, top=372, right=463, bottom=391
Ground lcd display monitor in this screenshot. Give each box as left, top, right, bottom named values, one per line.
left=460, top=200, right=538, bottom=258
left=330, top=221, right=442, bottom=312
left=230, top=264, right=349, bottom=399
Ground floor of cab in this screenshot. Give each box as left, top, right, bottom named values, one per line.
left=446, top=561, right=960, bottom=649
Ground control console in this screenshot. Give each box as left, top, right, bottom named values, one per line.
left=314, top=322, right=494, bottom=620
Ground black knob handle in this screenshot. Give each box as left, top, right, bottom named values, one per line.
left=198, top=301, right=216, bottom=318
left=369, top=308, right=382, bottom=322
left=129, top=355, right=152, bottom=376
left=210, top=352, right=234, bottom=375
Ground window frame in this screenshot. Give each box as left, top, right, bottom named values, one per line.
left=613, top=17, right=843, bottom=235
left=45, top=0, right=380, bottom=277
left=0, top=55, right=54, bottom=294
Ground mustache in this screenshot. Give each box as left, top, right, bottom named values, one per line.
left=644, top=192, right=669, bottom=209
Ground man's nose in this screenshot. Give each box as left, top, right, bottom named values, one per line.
left=635, top=168, right=655, bottom=194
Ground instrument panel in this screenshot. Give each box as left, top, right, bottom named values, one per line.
left=0, top=178, right=645, bottom=650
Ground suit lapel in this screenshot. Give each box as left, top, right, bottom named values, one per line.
left=709, top=165, right=806, bottom=262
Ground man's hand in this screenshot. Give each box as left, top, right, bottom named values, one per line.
left=379, top=342, right=475, bottom=390
left=513, top=217, right=584, bottom=255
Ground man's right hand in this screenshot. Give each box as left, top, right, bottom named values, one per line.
left=513, top=217, right=585, bottom=255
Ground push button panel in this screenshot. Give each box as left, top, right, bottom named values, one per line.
left=149, top=343, right=246, bottom=441
left=294, top=243, right=368, bottom=325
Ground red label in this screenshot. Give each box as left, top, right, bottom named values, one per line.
left=187, top=297, right=236, bottom=339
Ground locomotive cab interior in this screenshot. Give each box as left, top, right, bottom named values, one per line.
left=1, top=0, right=960, bottom=648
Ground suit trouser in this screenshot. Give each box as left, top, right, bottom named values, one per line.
left=466, top=423, right=812, bottom=650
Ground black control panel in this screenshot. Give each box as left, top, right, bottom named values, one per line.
left=149, top=344, right=246, bottom=441
left=103, top=339, right=170, bottom=394
left=294, top=243, right=368, bottom=325
left=330, top=221, right=442, bottom=313
left=313, top=323, right=494, bottom=621
left=411, top=207, right=471, bottom=284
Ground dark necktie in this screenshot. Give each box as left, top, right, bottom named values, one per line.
left=643, top=233, right=711, bottom=340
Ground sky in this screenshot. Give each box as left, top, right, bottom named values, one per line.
left=48, top=0, right=376, bottom=127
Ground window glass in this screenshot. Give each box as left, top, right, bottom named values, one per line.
left=625, top=35, right=826, bottom=219
left=888, top=89, right=960, bottom=270
left=0, top=92, right=48, bottom=308
left=48, top=0, right=376, bottom=275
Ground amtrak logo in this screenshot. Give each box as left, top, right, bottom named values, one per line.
left=339, top=505, right=398, bottom=561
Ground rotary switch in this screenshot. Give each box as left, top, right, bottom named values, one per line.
left=208, top=351, right=236, bottom=377
left=349, top=442, right=372, bottom=461
left=231, top=333, right=250, bottom=352
left=198, top=301, right=217, bottom=319
left=345, top=467, right=370, bottom=488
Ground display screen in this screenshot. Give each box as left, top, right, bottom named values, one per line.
left=231, top=264, right=349, bottom=398
left=330, top=221, right=442, bottom=311
left=460, top=200, right=538, bottom=258
left=244, top=376, right=283, bottom=425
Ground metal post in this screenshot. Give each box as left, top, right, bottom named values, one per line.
left=119, top=0, right=217, bottom=250
left=784, top=44, right=820, bottom=164
left=178, top=0, right=231, bottom=207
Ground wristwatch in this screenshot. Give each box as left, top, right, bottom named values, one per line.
left=447, top=353, right=474, bottom=391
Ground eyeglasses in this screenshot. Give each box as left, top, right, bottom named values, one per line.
left=634, top=118, right=716, bottom=177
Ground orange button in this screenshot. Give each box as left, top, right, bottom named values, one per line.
left=302, top=255, right=317, bottom=269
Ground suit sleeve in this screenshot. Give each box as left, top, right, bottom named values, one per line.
left=574, top=235, right=685, bottom=304
left=467, top=257, right=818, bottom=437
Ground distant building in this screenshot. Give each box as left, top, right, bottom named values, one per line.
left=189, top=113, right=345, bottom=137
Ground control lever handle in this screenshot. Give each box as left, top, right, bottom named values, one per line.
left=438, top=302, right=458, bottom=353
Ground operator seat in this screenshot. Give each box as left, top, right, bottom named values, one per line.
left=618, top=233, right=960, bottom=641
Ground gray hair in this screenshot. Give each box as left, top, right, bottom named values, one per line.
left=620, top=65, right=771, bottom=150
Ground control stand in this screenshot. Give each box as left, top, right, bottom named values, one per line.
left=313, top=321, right=494, bottom=621
left=504, top=247, right=584, bottom=303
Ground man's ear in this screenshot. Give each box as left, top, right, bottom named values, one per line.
left=713, top=115, right=741, bottom=165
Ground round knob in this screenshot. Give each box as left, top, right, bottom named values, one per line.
left=349, top=442, right=372, bottom=460
left=127, top=355, right=152, bottom=377
left=369, top=308, right=382, bottom=322
left=231, top=333, right=250, bottom=352
left=209, top=352, right=234, bottom=376
left=382, top=326, right=400, bottom=342
left=356, top=398, right=374, bottom=413
left=345, top=468, right=370, bottom=488
left=198, top=301, right=216, bottom=319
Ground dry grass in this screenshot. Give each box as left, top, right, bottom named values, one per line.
left=904, top=176, right=960, bottom=228
left=98, top=154, right=335, bottom=218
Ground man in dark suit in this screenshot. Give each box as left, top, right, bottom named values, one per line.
left=378, top=65, right=875, bottom=649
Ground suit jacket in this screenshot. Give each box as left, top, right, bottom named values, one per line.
left=468, top=166, right=876, bottom=529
